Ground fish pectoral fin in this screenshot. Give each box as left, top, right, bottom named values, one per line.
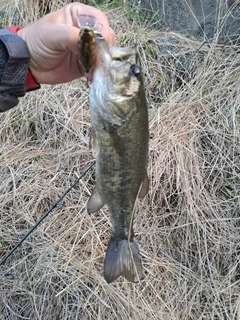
left=138, top=170, right=149, bottom=198
left=87, top=186, right=105, bottom=214
left=104, top=238, right=143, bottom=283
left=106, top=127, right=122, bottom=157
left=89, top=128, right=98, bottom=157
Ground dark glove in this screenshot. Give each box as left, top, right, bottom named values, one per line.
left=0, top=28, right=30, bottom=112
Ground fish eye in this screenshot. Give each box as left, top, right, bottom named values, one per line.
left=130, top=64, right=141, bottom=77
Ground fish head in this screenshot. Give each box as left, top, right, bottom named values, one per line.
left=108, top=45, right=142, bottom=97
left=108, top=45, right=144, bottom=122
left=94, top=43, right=142, bottom=95
left=91, top=43, right=145, bottom=124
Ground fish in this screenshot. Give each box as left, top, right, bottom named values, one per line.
left=77, top=14, right=104, bottom=84
left=88, top=38, right=149, bottom=283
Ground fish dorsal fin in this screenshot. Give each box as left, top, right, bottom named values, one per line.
left=87, top=185, right=105, bottom=214
left=138, top=169, right=149, bottom=198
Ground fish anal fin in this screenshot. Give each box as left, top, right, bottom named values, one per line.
left=104, top=238, right=143, bottom=283
left=87, top=185, right=104, bottom=214
left=138, top=170, right=149, bottom=198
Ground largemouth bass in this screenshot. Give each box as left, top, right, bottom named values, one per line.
left=88, top=39, right=149, bottom=283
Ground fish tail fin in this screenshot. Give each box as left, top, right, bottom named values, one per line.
left=103, top=238, right=143, bottom=283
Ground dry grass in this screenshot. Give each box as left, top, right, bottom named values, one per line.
left=0, top=1, right=240, bottom=319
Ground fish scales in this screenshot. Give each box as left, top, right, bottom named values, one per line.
left=88, top=39, right=149, bottom=283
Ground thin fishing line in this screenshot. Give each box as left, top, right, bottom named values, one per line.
left=0, top=161, right=95, bottom=271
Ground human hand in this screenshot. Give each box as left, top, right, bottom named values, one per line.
left=17, top=2, right=114, bottom=84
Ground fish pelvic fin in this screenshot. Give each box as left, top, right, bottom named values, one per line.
left=104, top=238, right=143, bottom=283
left=89, top=128, right=98, bottom=158
left=87, top=185, right=105, bottom=214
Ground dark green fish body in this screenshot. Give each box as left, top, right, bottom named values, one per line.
left=88, top=41, right=149, bottom=283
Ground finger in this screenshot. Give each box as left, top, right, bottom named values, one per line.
left=57, top=24, right=81, bottom=55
